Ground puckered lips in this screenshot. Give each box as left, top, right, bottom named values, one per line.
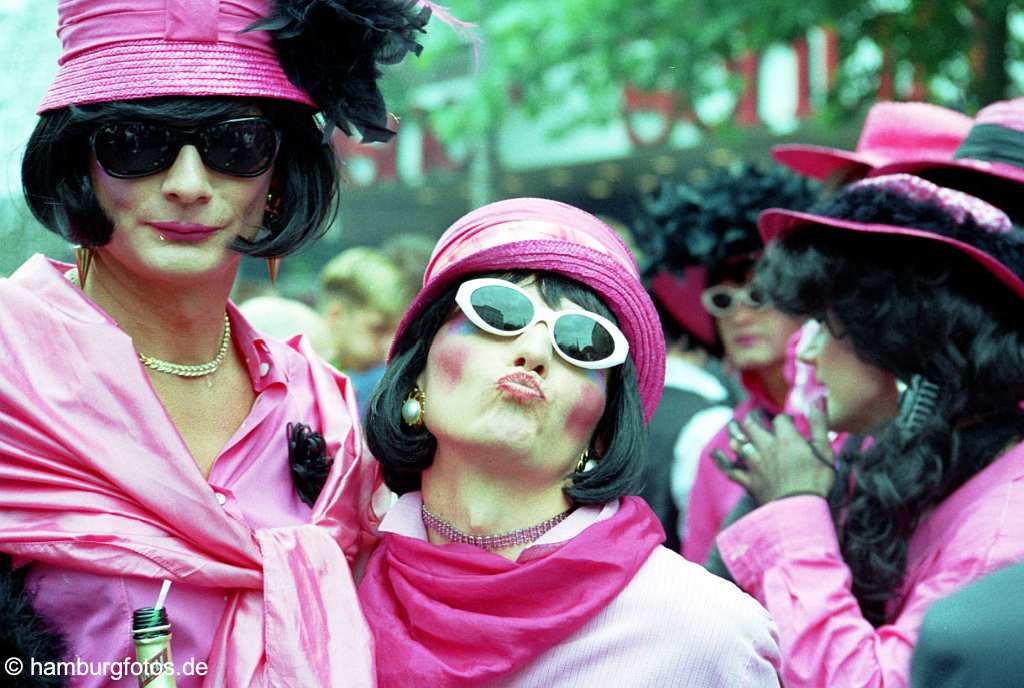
left=496, top=371, right=547, bottom=403
left=731, top=332, right=765, bottom=349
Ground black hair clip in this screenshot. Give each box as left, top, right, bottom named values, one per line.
left=895, top=375, right=941, bottom=441
left=287, top=422, right=333, bottom=507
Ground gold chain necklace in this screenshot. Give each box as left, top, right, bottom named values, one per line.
left=68, top=268, right=231, bottom=379
left=137, top=314, right=231, bottom=378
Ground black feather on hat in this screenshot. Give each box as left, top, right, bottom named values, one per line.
left=0, top=555, right=68, bottom=688
left=250, top=0, right=432, bottom=143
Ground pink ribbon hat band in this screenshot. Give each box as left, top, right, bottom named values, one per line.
left=39, top=0, right=314, bottom=112
left=872, top=97, right=1024, bottom=186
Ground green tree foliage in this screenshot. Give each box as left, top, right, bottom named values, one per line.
left=401, top=0, right=1021, bottom=144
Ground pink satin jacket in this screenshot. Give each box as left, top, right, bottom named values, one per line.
left=0, top=256, right=381, bottom=687
left=717, top=441, right=1024, bottom=687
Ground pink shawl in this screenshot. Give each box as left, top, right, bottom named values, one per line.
left=0, top=256, right=379, bottom=687
left=358, top=496, right=664, bottom=687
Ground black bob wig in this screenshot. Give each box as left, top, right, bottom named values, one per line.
left=754, top=185, right=1024, bottom=626
left=21, top=96, right=337, bottom=258
left=364, top=271, right=648, bottom=505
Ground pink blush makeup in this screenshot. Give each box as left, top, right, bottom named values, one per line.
left=565, top=382, right=605, bottom=441
left=431, top=338, right=470, bottom=388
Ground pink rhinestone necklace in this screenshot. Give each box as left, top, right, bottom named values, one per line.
left=421, top=504, right=572, bottom=551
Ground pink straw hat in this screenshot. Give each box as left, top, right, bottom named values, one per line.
left=389, top=198, right=666, bottom=424
left=760, top=174, right=1024, bottom=301
left=38, top=0, right=438, bottom=142
left=871, top=98, right=1024, bottom=186
left=39, top=0, right=314, bottom=112
left=773, top=101, right=972, bottom=182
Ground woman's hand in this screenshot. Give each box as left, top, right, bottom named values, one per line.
left=713, top=402, right=836, bottom=505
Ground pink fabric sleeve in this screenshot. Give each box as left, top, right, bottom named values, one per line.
left=716, top=496, right=982, bottom=688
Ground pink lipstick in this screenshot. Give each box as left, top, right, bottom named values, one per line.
left=497, top=371, right=546, bottom=403
left=734, top=334, right=763, bottom=348
left=149, top=222, right=221, bottom=243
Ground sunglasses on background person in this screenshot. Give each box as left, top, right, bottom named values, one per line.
left=700, top=284, right=768, bottom=317
left=90, top=116, right=280, bottom=179
left=454, top=278, right=630, bottom=370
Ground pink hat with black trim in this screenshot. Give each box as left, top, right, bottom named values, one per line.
left=871, top=98, right=1024, bottom=186
left=773, top=101, right=972, bottom=182
left=389, top=198, right=666, bottom=424
left=39, top=0, right=436, bottom=142
left=760, top=174, right=1024, bottom=301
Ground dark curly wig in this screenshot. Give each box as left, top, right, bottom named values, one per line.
left=633, top=164, right=821, bottom=284
left=754, top=186, right=1024, bottom=625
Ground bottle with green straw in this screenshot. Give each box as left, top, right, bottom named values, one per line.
left=132, top=580, right=177, bottom=688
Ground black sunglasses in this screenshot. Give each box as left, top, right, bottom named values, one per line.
left=90, top=117, right=280, bottom=179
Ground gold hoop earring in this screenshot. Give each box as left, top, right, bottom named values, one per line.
left=575, top=448, right=591, bottom=473
left=267, top=257, right=281, bottom=285
left=401, top=386, right=426, bottom=427
left=74, top=246, right=93, bottom=288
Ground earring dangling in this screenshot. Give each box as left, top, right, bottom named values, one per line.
left=575, top=448, right=591, bottom=473
left=267, top=257, right=281, bottom=285
left=401, top=386, right=426, bottom=428
left=264, top=189, right=283, bottom=285
left=74, top=246, right=93, bottom=287
left=264, top=191, right=282, bottom=225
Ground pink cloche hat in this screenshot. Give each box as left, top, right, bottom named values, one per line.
left=39, top=0, right=435, bottom=142
left=773, top=101, right=972, bottom=182
left=760, top=174, right=1024, bottom=301
left=871, top=98, right=1024, bottom=186
left=389, top=198, right=667, bottom=424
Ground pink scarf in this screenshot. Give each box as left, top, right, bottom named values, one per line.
left=0, top=257, right=379, bottom=687
left=358, top=496, right=664, bottom=687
